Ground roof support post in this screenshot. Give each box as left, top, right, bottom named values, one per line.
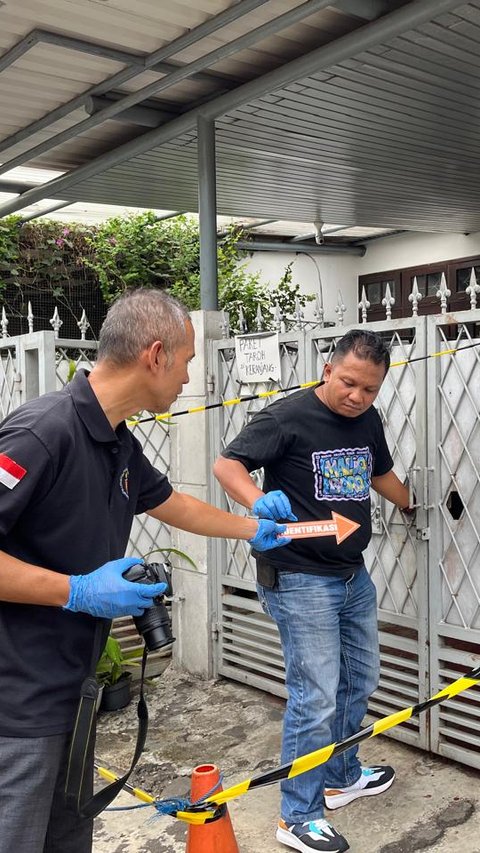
left=197, top=116, right=218, bottom=311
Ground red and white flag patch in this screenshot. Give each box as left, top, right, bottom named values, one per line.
left=0, top=453, right=27, bottom=490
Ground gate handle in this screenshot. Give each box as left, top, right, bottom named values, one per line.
left=407, top=466, right=421, bottom=509
left=423, top=466, right=435, bottom=510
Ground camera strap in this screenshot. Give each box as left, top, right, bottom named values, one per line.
left=65, top=619, right=150, bottom=819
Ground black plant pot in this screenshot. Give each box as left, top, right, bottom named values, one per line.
left=100, top=672, right=132, bottom=712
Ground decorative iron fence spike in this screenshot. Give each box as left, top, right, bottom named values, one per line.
left=273, top=301, right=281, bottom=331
left=436, top=272, right=450, bottom=314
left=293, top=296, right=304, bottom=330
left=466, top=267, right=480, bottom=310
left=27, top=301, right=34, bottom=333
left=358, top=286, right=370, bottom=323
left=255, top=302, right=264, bottom=332
left=335, top=290, right=346, bottom=326
left=408, top=276, right=422, bottom=317
left=382, top=282, right=395, bottom=320
left=1, top=307, right=8, bottom=339
left=77, top=309, right=90, bottom=341
left=313, top=293, right=325, bottom=327
left=220, top=309, right=231, bottom=339
left=49, top=306, right=63, bottom=335
left=238, top=305, right=248, bottom=334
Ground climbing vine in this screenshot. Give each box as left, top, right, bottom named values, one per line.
left=0, top=213, right=313, bottom=334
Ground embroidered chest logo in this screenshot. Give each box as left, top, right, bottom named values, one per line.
left=119, top=467, right=129, bottom=499
left=311, top=447, right=372, bottom=502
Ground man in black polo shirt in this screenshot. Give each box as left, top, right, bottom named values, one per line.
left=214, top=330, right=413, bottom=853
left=0, top=288, right=288, bottom=853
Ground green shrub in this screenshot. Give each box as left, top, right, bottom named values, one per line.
left=0, top=213, right=313, bottom=333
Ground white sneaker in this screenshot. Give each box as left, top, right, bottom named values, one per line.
left=324, top=765, right=395, bottom=810
left=276, top=817, right=349, bottom=852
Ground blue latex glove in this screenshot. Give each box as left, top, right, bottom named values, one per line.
left=64, top=557, right=167, bottom=619
left=252, top=490, right=298, bottom=522
left=249, top=519, right=291, bottom=551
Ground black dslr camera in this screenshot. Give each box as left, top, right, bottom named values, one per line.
left=123, top=561, right=175, bottom=652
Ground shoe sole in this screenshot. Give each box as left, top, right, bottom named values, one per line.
left=276, top=826, right=350, bottom=853
left=324, top=774, right=395, bottom=810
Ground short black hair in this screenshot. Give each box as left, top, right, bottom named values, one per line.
left=331, top=329, right=390, bottom=374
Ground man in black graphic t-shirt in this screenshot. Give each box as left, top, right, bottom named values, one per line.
left=214, top=330, right=413, bottom=853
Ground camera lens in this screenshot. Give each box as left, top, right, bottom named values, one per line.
left=133, top=599, right=173, bottom=651
left=123, top=561, right=175, bottom=652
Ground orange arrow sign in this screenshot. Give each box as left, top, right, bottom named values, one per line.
left=281, top=512, right=360, bottom=544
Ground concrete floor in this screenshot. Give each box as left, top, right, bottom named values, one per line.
left=93, top=664, right=480, bottom=853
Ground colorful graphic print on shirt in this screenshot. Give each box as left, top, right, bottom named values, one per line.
left=312, top=447, right=372, bottom=502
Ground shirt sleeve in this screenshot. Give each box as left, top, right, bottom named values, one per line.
left=0, top=427, right=54, bottom=537
left=134, top=451, right=173, bottom=514
left=372, top=409, right=394, bottom=477
left=221, top=409, right=288, bottom=471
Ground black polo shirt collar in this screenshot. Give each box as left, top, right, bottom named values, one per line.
left=67, top=369, right=127, bottom=444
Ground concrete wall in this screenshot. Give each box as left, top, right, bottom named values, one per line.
left=239, top=232, right=480, bottom=330
left=242, top=249, right=359, bottom=326
left=357, top=230, right=480, bottom=275
left=169, top=309, right=223, bottom=678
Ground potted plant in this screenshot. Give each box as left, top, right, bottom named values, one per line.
left=96, top=635, right=143, bottom=712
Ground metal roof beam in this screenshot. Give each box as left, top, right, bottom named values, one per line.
left=152, top=60, right=243, bottom=88
left=30, top=29, right=145, bottom=66
left=85, top=96, right=177, bottom=127
left=336, top=0, right=405, bottom=20
left=0, top=0, right=333, bottom=177
left=290, top=225, right=348, bottom=242
left=0, top=31, right=39, bottom=73
left=235, top=240, right=366, bottom=256
left=0, top=28, right=145, bottom=73
left=217, top=218, right=278, bottom=237
left=0, top=0, right=270, bottom=157
left=0, top=180, right=36, bottom=195
left=0, top=0, right=462, bottom=219
left=2, top=29, right=242, bottom=87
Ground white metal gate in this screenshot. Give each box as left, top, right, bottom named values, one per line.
left=427, top=311, right=480, bottom=769
left=209, top=310, right=480, bottom=767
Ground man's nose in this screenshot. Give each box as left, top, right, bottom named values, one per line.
left=349, top=387, right=363, bottom=403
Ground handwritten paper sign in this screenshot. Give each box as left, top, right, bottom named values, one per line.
left=235, top=332, right=281, bottom=383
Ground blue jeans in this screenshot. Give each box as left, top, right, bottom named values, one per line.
left=257, top=566, right=379, bottom=825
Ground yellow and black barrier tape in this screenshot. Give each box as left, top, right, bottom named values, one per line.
left=127, top=340, right=480, bottom=428
left=95, top=663, right=480, bottom=823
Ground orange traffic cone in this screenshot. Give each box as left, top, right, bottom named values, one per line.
left=186, top=764, right=239, bottom=853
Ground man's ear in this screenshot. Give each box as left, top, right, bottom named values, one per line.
left=144, top=340, right=165, bottom=371
left=322, top=362, right=332, bottom=382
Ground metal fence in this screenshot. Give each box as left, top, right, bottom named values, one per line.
left=209, top=283, right=480, bottom=769
left=2, top=291, right=480, bottom=767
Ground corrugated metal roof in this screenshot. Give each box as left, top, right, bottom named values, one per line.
left=0, top=0, right=364, bottom=167
left=2, top=1, right=479, bottom=233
